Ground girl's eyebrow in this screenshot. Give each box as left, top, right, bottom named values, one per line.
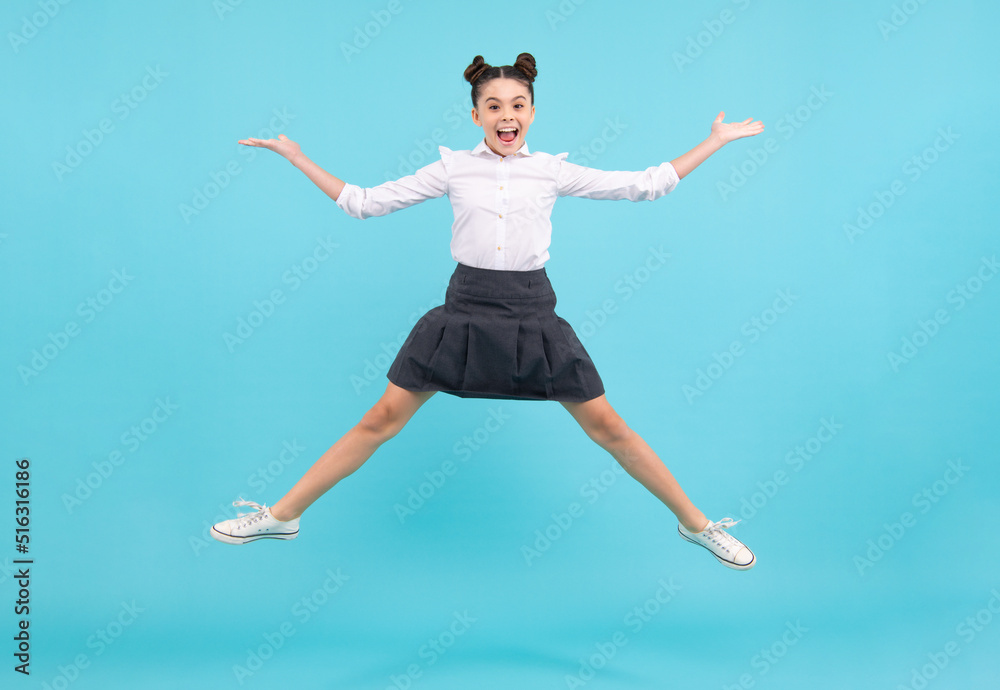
left=484, top=95, right=527, bottom=103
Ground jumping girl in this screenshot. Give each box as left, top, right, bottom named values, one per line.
left=211, top=53, right=764, bottom=570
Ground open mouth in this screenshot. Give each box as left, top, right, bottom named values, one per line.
left=497, top=126, right=519, bottom=144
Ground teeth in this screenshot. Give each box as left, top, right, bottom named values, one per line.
left=498, top=127, right=517, bottom=132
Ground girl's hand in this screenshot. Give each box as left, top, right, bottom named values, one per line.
left=710, top=112, right=764, bottom=145
left=238, top=133, right=302, bottom=163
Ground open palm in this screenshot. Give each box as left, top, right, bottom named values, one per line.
left=238, top=133, right=301, bottom=162
left=711, top=112, right=764, bottom=144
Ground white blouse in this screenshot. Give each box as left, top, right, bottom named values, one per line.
left=335, top=138, right=680, bottom=271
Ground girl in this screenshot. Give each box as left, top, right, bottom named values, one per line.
left=211, top=53, right=764, bottom=570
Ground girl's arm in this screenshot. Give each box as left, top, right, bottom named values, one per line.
left=238, top=134, right=345, bottom=202
left=669, top=112, right=764, bottom=179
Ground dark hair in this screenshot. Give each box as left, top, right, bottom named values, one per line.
left=463, top=52, right=537, bottom=109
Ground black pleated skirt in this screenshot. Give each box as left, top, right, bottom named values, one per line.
left=387, top=263, right=605, bottom=402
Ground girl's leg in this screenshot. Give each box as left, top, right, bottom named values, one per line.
left=269, top=382, right=435, bottom=521
left=561, top=394, right=708, bottom=532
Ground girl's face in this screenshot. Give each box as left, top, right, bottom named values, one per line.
left=471, top=78, right=535, bottom=156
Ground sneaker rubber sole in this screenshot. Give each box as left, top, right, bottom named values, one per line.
left=210, top=527, right=298, bottom=545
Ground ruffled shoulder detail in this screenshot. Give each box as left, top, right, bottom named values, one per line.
left=438, top=145, right=454, bottom=171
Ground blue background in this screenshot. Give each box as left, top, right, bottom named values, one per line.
left=2, top=1, right=999, bottom=688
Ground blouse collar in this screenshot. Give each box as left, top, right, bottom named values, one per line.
left=472, top=138, right=533, bottom=159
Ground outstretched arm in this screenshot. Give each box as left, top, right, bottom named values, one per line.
left=669, top=112, right=764, bottom=179
left=238, top=134, right=346, bottom=202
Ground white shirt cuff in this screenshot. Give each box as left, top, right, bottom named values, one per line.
left=335, top=182, right=365, bottom=218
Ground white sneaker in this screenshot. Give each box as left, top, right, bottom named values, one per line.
left=678, top=518, right=755, bottom=570
left=210, top=499, right=299, bottom=545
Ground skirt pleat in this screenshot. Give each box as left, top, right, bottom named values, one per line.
left=386, top=263, right=605, bottom=402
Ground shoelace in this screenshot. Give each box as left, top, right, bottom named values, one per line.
left=701, top=518, right=742, bottom=554
left=232, top=498, right=268, bottom=527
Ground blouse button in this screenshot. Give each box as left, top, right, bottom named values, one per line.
left=499, top=186, right=504, bottom=190
left=498, top=213, right=503, bottom=219
left=497, top=246, right=501, bottom=251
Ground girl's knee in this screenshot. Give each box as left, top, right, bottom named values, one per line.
left=358, top=398, right=408, bottom=440
left=584, top=408, right=632, bottom=447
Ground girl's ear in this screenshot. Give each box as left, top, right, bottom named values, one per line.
left=471, top=107, right=482, bottom=127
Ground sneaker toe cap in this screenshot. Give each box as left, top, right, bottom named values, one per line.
left=211, top=520, right=234, bottom=537
left=733, top=546, right=755, bottom=567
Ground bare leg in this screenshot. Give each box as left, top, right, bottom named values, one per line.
left=561, top=395, right=708, bottom=532
left=270, top=382, right=435, bottom=521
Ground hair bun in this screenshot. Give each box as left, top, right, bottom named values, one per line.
left=464, top=55, right=491, bottom=84
left=464, top=53, right=538, bottom=108
left=513, top=52, right=537, bottom=82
